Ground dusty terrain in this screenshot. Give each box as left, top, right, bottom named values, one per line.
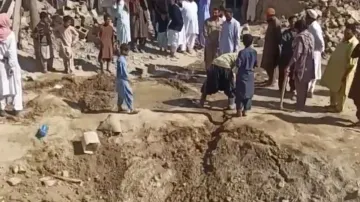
left=1, top=29, right=360, bottom=202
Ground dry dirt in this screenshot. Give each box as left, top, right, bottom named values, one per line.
left=2, top=38, right=360, bottom=202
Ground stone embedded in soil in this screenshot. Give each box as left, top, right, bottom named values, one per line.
left=7, top=177, right=22, bottom=186
left=277, top=180, right=285, bottom=188
left=42, top=179, right=57, bottom=187
left=18, top=165, right=26, bottom=174
left=11, top=165, right=19, bottom=174
left=62, top=170, right=70, bottom=177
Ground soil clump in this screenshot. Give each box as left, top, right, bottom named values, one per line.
left=15, top=124, right=352, bottom=202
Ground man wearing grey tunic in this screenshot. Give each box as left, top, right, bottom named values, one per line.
left=219, top=9, right=241, bottom=55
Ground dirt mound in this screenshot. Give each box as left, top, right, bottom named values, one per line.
left=54, top=74, right=116, bottom=112
left=26, top=94, right=81, bottom=118
left=158, top=78, right=191, bottom=93
left=167, top=125, right=347, bottom=202
left=13, top=124, right=354, bottom=202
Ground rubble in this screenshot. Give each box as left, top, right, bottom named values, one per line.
left=298, top=0, right=360, bottom=53
left=7, top=177, right=22, bottom=186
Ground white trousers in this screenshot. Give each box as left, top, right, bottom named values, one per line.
left=0, top=94, right=23, bottom=111
left=308, top=51, right=322, bottom=93
left=308, top=79, right=316, bottom=94
left=247, top=0, right=258, bottom=22
left=180, top=33, right=196, bottom=51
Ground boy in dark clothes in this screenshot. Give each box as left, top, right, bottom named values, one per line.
left=167, top=0, right=183, bottom=57
left=235, top=34, right=257, bottom=117
left=157, top=14, right=169, bottom=52
left=279, top=15, right=297, bottom=99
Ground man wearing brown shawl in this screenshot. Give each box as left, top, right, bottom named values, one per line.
left=204, top=7, right=223, bottom=70
left=285, top=19, right=315, bottom=111
left=129, top=0, right=150, bottom=52
left=261, top=8, right=281, bottom=87
left=33, top=12, right=54, bottom=73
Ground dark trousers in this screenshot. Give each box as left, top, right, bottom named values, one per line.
left=278, top=65, right=295, bottom=92
left=132, top=38, right=147, bottom=50
left=295, top=78, right=309, bottom=110
left=266, top=67, right=277, bottom=85
left=236, top=98, right=252, bottom=111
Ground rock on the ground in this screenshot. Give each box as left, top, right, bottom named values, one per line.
left=62, top=170, right=69, bottom=178
left=7, top=177, right=22, bottom=186
left=40, top=176, right=57, bottom=187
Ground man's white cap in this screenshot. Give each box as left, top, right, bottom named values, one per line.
left=306, top=9, right=318, bottom=19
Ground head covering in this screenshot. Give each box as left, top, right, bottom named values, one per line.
left=0, top=13, right=11, bottom=41
left=266, top=8, right=276, bottom=16
left=306, top=9, right=318, bottom=19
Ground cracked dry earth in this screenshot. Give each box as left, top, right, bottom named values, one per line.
left=3, top=109, right=358, bottom=202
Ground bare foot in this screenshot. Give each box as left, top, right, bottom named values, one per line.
left=235, top=110, right=242, bottom=117
left=242, top=111, right=247, bottom=117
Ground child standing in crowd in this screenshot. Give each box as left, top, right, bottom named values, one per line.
left=33, top=12, right=54, bottom=73
left=98, top=14, right=115, bottom=73
left=54, top=15, right=79, bottom=74
left=116, top=43, right=138, bottom=114
left=235, top=34, right=257, bottom=117
left=157, top=14, right=169, bottom=52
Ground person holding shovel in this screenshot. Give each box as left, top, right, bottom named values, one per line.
left=284, top=19, right=315, bottom=111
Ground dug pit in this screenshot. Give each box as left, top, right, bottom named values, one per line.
left=10, top=122, right=354, bottom=202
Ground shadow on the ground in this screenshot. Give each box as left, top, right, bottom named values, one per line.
left=74, top=58, right=99, bottom=72
left=142, top=45, right=168, bottom=56
left=145, top=64, right=206, bottom=84
left=252, top=99, right=327, bottom=113
left=254, top=88, right=281, bottom=99
left=162, top=98, right=224, bottom=112
left=267, top=112, right=351, bottom=127
left=314, top=89, right=329, bottom=97
left=72, top=141, right=85, bottom=155
left=152, top=109, right=227, bottom=125
left=210, top=98, right=326, bottom=114
left=19, top=55, right=39, bottom=73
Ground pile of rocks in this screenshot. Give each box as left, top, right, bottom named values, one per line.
left=300, top=0, right=360, bottom=53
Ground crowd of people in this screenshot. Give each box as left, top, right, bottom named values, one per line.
left=201, top=7, right=360, bottom=126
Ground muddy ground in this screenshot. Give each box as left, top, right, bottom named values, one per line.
left=1, top=43, right=360, bottom=202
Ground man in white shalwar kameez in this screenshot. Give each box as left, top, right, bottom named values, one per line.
left=247, top=0, right=258, bottom=22
left=306, top=9, right=325, bottom=98
left=219, top=9, right=241, bottom=54
left=179, top=0, right=198, bottom=53
left=0, top=14, right=23, bottom=116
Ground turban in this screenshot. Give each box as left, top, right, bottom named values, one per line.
left=306, top=9, right=318, bottom=19
left=266, top=8, right=276, bottom=16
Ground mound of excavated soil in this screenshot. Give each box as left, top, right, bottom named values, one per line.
left=54, top=74, right=116, bottom=112
left=26, top=94, right=81, bottom=118
left=14, top=124, right=354, bottom=202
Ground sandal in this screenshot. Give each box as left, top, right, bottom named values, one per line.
left=127, top=109, right=139, bottom=114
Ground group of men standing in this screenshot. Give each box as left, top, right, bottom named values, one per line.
left=262, top=8, right=324, bottom=98
left=261, top=8, right=360, bottom=127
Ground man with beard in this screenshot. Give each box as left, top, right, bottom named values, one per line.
left=203, top=7, right=223, bottom=70
left=218, top=9, right=241, bottom=55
